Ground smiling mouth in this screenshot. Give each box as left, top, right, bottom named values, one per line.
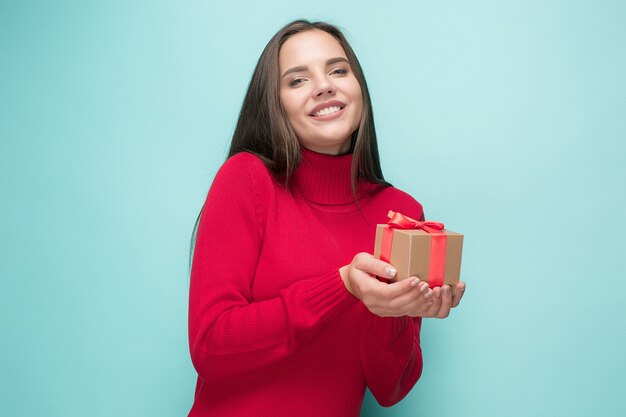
left=313, top=106, right=343, bottom=117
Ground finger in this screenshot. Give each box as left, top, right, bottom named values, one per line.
left=352, top=252, right=398, bottom=280
left=437, top=285, right=453, bottom=318
left=408, top=288, right=437, bottom=317
left=408, top=280, right=432, bottom=300
left=417, top=286, right=440, bottom=317
left=422, top=287, right=442, bottom=317
left=388, top=280, right=433, bottom=312
left=451, top=281, right=466, bottom=308
left=432, top=286, right=442, bottom=300
left=354, top=271, right=417, bottom=308
left=374, top=275, right=427, bottom=299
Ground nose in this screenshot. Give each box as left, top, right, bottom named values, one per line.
left=316, top=87, right=334, bottom=97
left=313, top=76, right=335, bottom=98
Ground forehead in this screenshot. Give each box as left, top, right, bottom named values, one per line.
left=279, top=30, right=347, bottom=71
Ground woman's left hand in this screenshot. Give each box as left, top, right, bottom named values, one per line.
left=410, top=280, right=466, bottom=318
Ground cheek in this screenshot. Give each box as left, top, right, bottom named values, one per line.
left=345, top=80, right=363, bottom=113
left=280, top=92, right=305, bottom=123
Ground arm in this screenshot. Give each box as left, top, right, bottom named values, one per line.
left=360, top=314, right=423, bottom=407
left=188, top=154, right=356, bottom=383
left=340, top=254, right=429, bottom=406
left=359, top=280, right=467, bottom=407
left=357, top=206, right=425, bottom=406
left=349, top=198, right=466, bottom=405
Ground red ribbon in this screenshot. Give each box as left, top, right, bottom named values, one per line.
left=380, top=210, right=447, bottom=287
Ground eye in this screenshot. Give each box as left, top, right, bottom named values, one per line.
left=331, top=68, right=349, bottom=76
left=289, top=78, right=306, bottom=87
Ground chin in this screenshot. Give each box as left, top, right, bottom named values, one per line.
left=313, top=128, right=353, bottom=143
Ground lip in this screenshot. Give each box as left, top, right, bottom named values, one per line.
left=308, top=100, right=346, bottom=118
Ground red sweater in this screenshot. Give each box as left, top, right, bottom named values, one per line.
left=188, top=148, right=425, bottom=417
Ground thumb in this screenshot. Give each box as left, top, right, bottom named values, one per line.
left=352, top=252, right=398, bottom=280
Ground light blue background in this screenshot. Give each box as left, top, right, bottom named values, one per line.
left=2, top=1, right=625, bottom=416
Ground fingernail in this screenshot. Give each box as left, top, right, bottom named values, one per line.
left=444, top=286, right=451, bottom=295
left=410, top=278, right=419, bottom=287
left=384, top=267, right=397, bottom=278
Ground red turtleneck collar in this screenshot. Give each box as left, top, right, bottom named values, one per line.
left=291, top=147, right=376, bottom=206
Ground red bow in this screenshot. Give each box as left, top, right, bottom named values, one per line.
left=381, top=210, right=447, bottom=288
left=387, top=210, right=444, bottom=232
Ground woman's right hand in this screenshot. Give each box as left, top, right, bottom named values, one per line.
left=339, top=252, right=433, bottom=317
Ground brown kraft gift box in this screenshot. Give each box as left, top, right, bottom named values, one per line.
left=373, top=224, right=464, bottom=288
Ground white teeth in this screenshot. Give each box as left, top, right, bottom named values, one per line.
left=314, top=106, right=341, bottom=117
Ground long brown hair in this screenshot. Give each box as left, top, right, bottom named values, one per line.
left=229, top=19, right=388, bottom=190
left=190, top=20, right=389, bottom=269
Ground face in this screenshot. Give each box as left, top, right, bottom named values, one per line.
left=278, top=30, right=363, bottom=155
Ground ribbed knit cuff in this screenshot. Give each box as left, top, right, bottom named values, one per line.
left=297, top=270, right=358, bottom=323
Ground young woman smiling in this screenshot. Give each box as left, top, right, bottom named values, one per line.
left=188, top=20, right=466, bottom=417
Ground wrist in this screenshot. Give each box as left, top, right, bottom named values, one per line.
left=339, top=266, right=354, bottom=296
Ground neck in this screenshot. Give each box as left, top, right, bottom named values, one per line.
left=301, top=140, right=352, bottom=156
left=291, top=147, right=371, bottom=205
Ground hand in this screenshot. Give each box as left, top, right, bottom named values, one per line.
left=339, top=253, right=434, bottom=317
left=412, top=281, right=466, bottom=318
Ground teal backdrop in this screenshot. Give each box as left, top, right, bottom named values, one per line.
left=2, top=1, right=625, bottom=416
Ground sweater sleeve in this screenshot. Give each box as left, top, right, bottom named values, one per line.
left=359, top=314, right=423, bottom=406
left=188, top=154, right=356, bottom=383
left=358, top=192, right=426, bottom=406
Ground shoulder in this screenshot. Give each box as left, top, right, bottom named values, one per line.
left=202, top=153, right=276, bottom=236
left=208, top=152, right=275, bottom=213
left=212, top=152, right=274, bottom=192
left=215, top=152, right=270, bottom=181
left=370, top=184, right=425, bottom=221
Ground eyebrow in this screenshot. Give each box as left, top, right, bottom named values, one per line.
left=281, top=57, right=349, bottom=79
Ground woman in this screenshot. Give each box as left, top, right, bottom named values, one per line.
left=188, top=19, right=466, bottom=417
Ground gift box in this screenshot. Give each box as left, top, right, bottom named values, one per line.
left=373, top=211, right=464, bottom=288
